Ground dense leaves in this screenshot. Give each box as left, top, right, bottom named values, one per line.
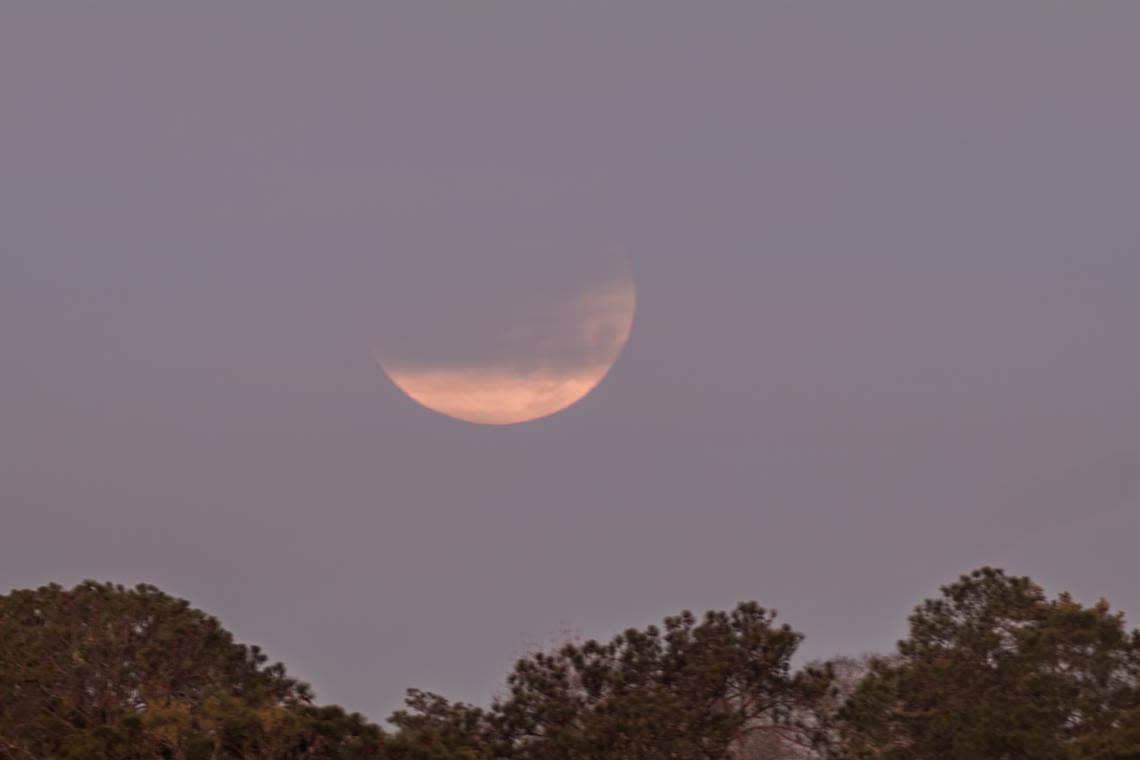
left=839, top=567, right=1140, bottom=759
left=0, top=581, right=384, bottom=759
left=389, top=602, right=834, bottom=759
left=5, top=570, right=1140, bottom=759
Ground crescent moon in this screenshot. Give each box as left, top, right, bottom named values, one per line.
left=377, top=273, right=635, bottom=425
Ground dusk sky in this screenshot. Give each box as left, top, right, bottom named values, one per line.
left=4, top=4, right=1140, bottom=721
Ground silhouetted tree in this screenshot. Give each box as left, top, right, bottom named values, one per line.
left=731, top=654, right=877, bottom=759
left=385, top=690, right=491, bottom=759
left=391, top=601, right=835, bottom=759
left=0, top=581, right=384, bottom=759
left=838, top=567, right=1140, bottom=759
left=13, top=568, right=1140, bottom=760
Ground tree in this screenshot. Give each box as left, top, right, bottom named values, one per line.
left=384, top=690, right=492, bottom=760
left=390, top=602, right=835, bottom=759
left=731, top=654, right=877, bottom=760
left=1067, top=705, right=1140, bottom=759
left=839, top=567, right=1140, bottom=759
left=0, top=581, right=385, bottom=759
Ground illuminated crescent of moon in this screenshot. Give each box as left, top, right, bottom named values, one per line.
left=377, top=274, right=635, bottom=425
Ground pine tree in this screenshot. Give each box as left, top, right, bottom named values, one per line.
left=839, top=567, right=1140, bottom=759
left=0, top=581, right=384, bottom=759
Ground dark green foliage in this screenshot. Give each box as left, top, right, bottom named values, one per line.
left=390, top=602, right=835, bottom=759
left=384, top=691, right=491, bottom=759
left=839, top=567, right=1140, bottom=759
left=0, top=581, right=385, bottom=759
left=6, top=569, right=1140, bottom=759
left=1067, top=705, right=1140, bottom=759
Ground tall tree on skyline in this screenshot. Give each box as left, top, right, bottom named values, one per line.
left=390, top=601, right=835, bottom=759
left=6, top=569, right=1140, bottom=759
left=0, top=581, right=383, bottom=759
left=839, top=567, right=1140, bottom=759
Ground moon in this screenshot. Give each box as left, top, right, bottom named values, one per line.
left=377, top=267, right=636, bottom=426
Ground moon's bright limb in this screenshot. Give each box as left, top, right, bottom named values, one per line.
left=378, top=274, right=635, bottom=425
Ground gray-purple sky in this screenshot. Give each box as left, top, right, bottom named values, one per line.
left=4, top=3, right=1140, bottom=721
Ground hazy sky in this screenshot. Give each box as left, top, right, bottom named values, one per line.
left=4, top=3, right=1140, bottom=721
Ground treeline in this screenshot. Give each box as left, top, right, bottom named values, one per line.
left=2, top=568, right=1140, bottom=759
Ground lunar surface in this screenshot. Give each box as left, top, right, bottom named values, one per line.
left=378, top=270, right=635, bottom=425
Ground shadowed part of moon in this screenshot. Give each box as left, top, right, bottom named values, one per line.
left=378, top=276, right=635, bottom=425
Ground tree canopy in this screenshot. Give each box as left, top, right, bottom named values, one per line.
left=839, top=567, right=1140, bottom=759
left=389, top=602, right=833, bottom=759
left=0, top=581, right=382, bottom=759
left=4, top=569, right=1140, bottom=759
